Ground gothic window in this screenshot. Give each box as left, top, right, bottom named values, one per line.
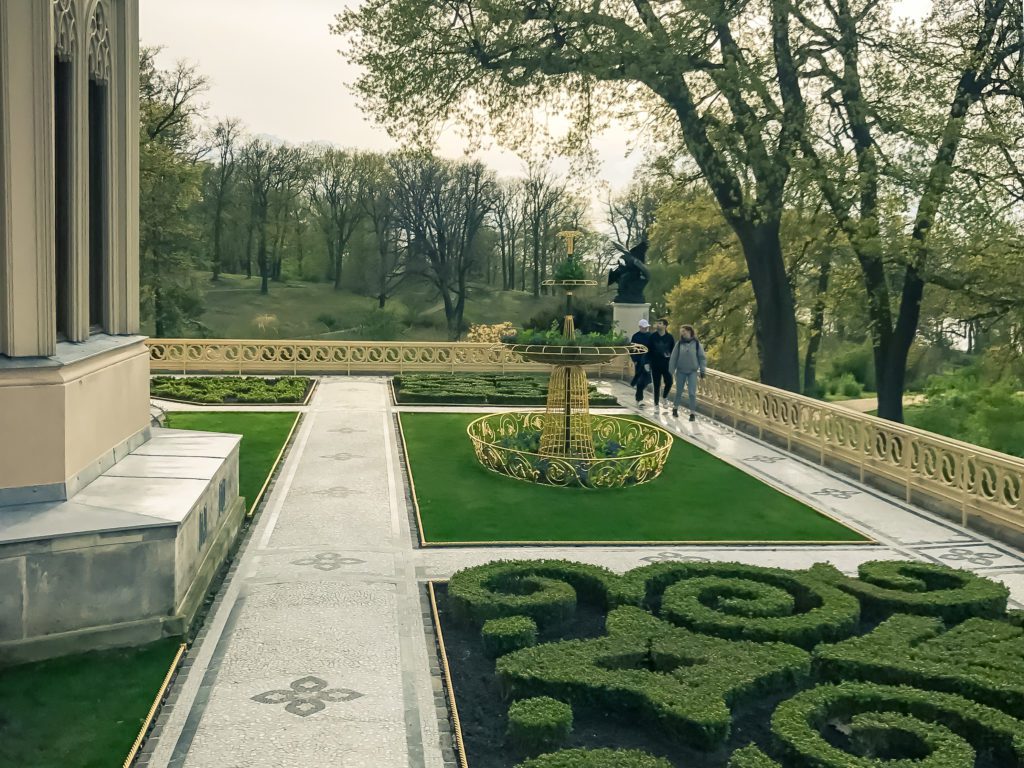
left=87, top=1, right=111, bottom=331
left=53, top=0, right=75, bottom=339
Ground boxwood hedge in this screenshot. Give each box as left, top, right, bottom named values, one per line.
left=515, top=748, right=673, bottom=768
left=727, top=745, right=782, bottom=768
left=770, top=682, right=1024, bottom=768
left=394, top=373, right=618, bottom=406
left=447, top=560, right=620, bottom=628
left=496, top=607, right=809, bottom=750
left=814, top=613, right=1024, bottom=717
left=833, top=561, right=1009, bottom=622
left=150, top=376, right=310, bottom=404
left=507, top=696, right=573, bottom=753
left=483, top=615, right=538, bottom=658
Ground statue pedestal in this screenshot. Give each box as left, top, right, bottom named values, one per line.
left=612, top=303, right=651, bottom=337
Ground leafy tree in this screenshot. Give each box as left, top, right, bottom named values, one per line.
left=307, top=147, right=365, bottom=290
left=359, top=153, right=406, bottom=308
left=206, top=118, right=242, bottom=281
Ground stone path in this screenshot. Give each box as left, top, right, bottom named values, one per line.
left=143, top=376, right=1024, bottom=768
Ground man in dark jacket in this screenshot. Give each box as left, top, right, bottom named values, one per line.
left=647, top=318, right=675, bottom=409
left=630, top=318, right=652, bottom=406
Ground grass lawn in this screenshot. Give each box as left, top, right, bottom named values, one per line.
left=0, top=639, right=180, bottom=768
left=164, top=411, right=298, bottom=512
left=402, top=413, right=866, bottom=543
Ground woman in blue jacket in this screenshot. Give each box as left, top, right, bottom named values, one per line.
left=668, top=325, right=706, bottom=420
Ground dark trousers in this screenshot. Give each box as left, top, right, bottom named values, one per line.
left=631, top=361, right=649, bottom=401
left=651, top=366, right=673, bottom=404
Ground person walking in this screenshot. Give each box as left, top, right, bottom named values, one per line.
left=647, top=318, right=675, bottom=409
left=630, top=318, right=652, bottom=406
left=669, top=324, right=706, bottom=421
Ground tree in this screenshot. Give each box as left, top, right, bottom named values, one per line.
left=794, top=0, right=1022, bottom=420
left=389, top=153, right=497, bottom=338
left=360, top=153, right=406, bottom=308
left=491, top=180, right=525, bottom=291
left=334, top=1, right=808, bottom=391
left=307, top=147, right=365, bottom=290
left=206, top=118, right=242, bottom=281
left=521, top=166, right=571, bottom=297
left=138, top=48, right=208, bottom=336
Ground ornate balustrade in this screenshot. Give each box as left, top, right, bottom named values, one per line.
left=694, top=369, right=1024, bottom=537
left=146, top=339, right=1024, bottom=538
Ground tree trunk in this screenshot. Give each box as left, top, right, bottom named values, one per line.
left=258, top=219, right=270, bottom=295
left=378, top=293, right=386, bottom=309
left=876, top=267, right=925, bottom=422
left=737, top=221, right=801, bottom=392
left=244, top=221, right=254, bottom=279
left=803, top=258, right=832, bottom=395
left=212, top=197, right=224, bottom=281
left=333, top=240, right=343, bottom=290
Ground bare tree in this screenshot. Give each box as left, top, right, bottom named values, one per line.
left=360, top=153, right=405, bottom=308
left=307, top=148, right=365, bottom=290
left=207, top=118, right=242, bottom=281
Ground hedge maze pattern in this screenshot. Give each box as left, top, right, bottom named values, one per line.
left=444, top=559, right=1021, bottom=767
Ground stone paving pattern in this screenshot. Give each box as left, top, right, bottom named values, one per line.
left=143, top=377, right=1024, bottom=768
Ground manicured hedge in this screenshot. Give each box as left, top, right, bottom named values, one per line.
left=150, top=376, right=310, bottom=404
left=507, top=696, right=573, bottom=753
left=447, top=560, right=620, bottom=628
left=614, top=561, right=860, bottom=649
left=727, top=746, right=782, bottom=768
left=393, top=373, right=619, bottom=406
left=814, top=613, right=1024, bottom=718
left=771, top=682, right=1024, bottom=768
left=496, top=607, right=809, bottom=750
left=834, top=561, right=1009, bottom=622
left=482, top=616, right=538, bottom=658
left=515, top=748, right=673, bottom=768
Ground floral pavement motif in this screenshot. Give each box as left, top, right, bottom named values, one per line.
left=291, top=553, right=366, bottom=571
left=252, top=676, right=363, bottom=718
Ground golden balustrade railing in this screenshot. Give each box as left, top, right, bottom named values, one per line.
left=146, top=339, right=1024, bottom=539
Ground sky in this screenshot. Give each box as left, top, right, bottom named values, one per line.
left=140, top=0, right=933, bottom=199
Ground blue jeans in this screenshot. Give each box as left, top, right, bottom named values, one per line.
left=673, top=371, right=699, bottom=412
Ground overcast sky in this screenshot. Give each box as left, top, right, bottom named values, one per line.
left=140, top=0, right=932, bottom=196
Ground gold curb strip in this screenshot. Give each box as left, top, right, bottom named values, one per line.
left=247, top=412, right=303, bottom=518
left=122, top=642, right=187, bottom=768
left=395, top=413, right=429, bottom=547
left=428, top=582, right=470, bottom=768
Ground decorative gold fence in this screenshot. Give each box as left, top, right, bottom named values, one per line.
left=147, top=339, right=1024, bottom=538
left=694, top=369, right=1024, bottom=537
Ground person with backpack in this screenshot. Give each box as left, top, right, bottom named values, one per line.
left=646, top=318, right=675, bottom=409
left=669, top=324, right=706, bottom=420
left=630, top=318, right=652, bottom=406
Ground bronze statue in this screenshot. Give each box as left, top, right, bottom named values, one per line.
left=607, top=240, right=650, bottom=304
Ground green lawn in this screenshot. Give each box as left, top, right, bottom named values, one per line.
left=165, top=411, right=298, bottom=512
left=402, top=413, right=867, bottom=543
left=0, top=639, right=180, bottom=768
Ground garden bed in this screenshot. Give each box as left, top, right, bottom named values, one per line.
left=393, top=373, right=619, bottom=407
left=150, top=376, right=314, bottom=405
left=431, top=559, right=1020, bottom=768
left=401, top=413, right=866, bottom=544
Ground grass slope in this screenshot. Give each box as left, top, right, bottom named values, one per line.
left=165, top=411, right=298, bottom=512
left=402, top=413, right=865, bottom=543
left=0, top=640, right=180, bottom=768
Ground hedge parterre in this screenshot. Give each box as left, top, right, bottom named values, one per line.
left=437, top=559, right=1023, bottom=768
left=150, top=376, right=310, bottom=404
left=393, top=373, right=619, bottom=406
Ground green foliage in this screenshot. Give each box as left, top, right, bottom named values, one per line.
left=831, top=561, right=1009, bottom=623
left=507, top=697, right=573, bottom=754
left=447, top=560, right=618, bottom=628
left=527, top=299, right=612, bottom=336
left=552, top=258, right=586, bottom=282
left=503, top=322, right=627, bottom=347
left=727, top=745, right=782, bottom=768
left=829, top=345, right=876, bottom=391
left=482, top=616, right=538, bottom=658
left=821, top=372, right=863, bottom=399
left=770, top=682, right=1024, bottom=768
left=393, top=374, right=617, bottom=406
left=150, top=376, right=310, bottom=404
left=815, top=614, right=1024, bottom=718
left=497, top=606, right=810, bottom=749
left=655, top=564, right=861, bottom=649
left=515, top=748, right=673, bottom=768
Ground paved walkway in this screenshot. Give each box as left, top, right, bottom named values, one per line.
left=143, top=377, right=1024, bottom=768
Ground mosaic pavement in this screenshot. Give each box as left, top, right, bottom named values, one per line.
left=142, top=377, right=1024, bottom=768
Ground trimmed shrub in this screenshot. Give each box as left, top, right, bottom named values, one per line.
left=834, top=560, right=1009, bottom=622
left=497, top=607, right=809, bottom=750
left=507, top=696, right=573, bottom=753
left=728, top=745, right=783, bottom=768
left=771, top=682, right=1024, bottom=768
left=814, top=613, right=1024, bottom=718
left=516, top=748, right=672, bottom=768
left=482, top=616, right=538, bottom=658
left=615, top=561, right=860, bottom=649
left=392, top=373, right=618, bottom=406
left=150, top=376, right=309, bottom=404
left=447, top=560, right=619, bottom=628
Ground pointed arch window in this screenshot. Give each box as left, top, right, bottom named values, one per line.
left=53, top=0, right=76, bottom=340
left=87, top=0, right=111, bottom=332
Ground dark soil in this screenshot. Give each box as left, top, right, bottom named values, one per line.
left=433, top=584, right=1005, bottom=768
